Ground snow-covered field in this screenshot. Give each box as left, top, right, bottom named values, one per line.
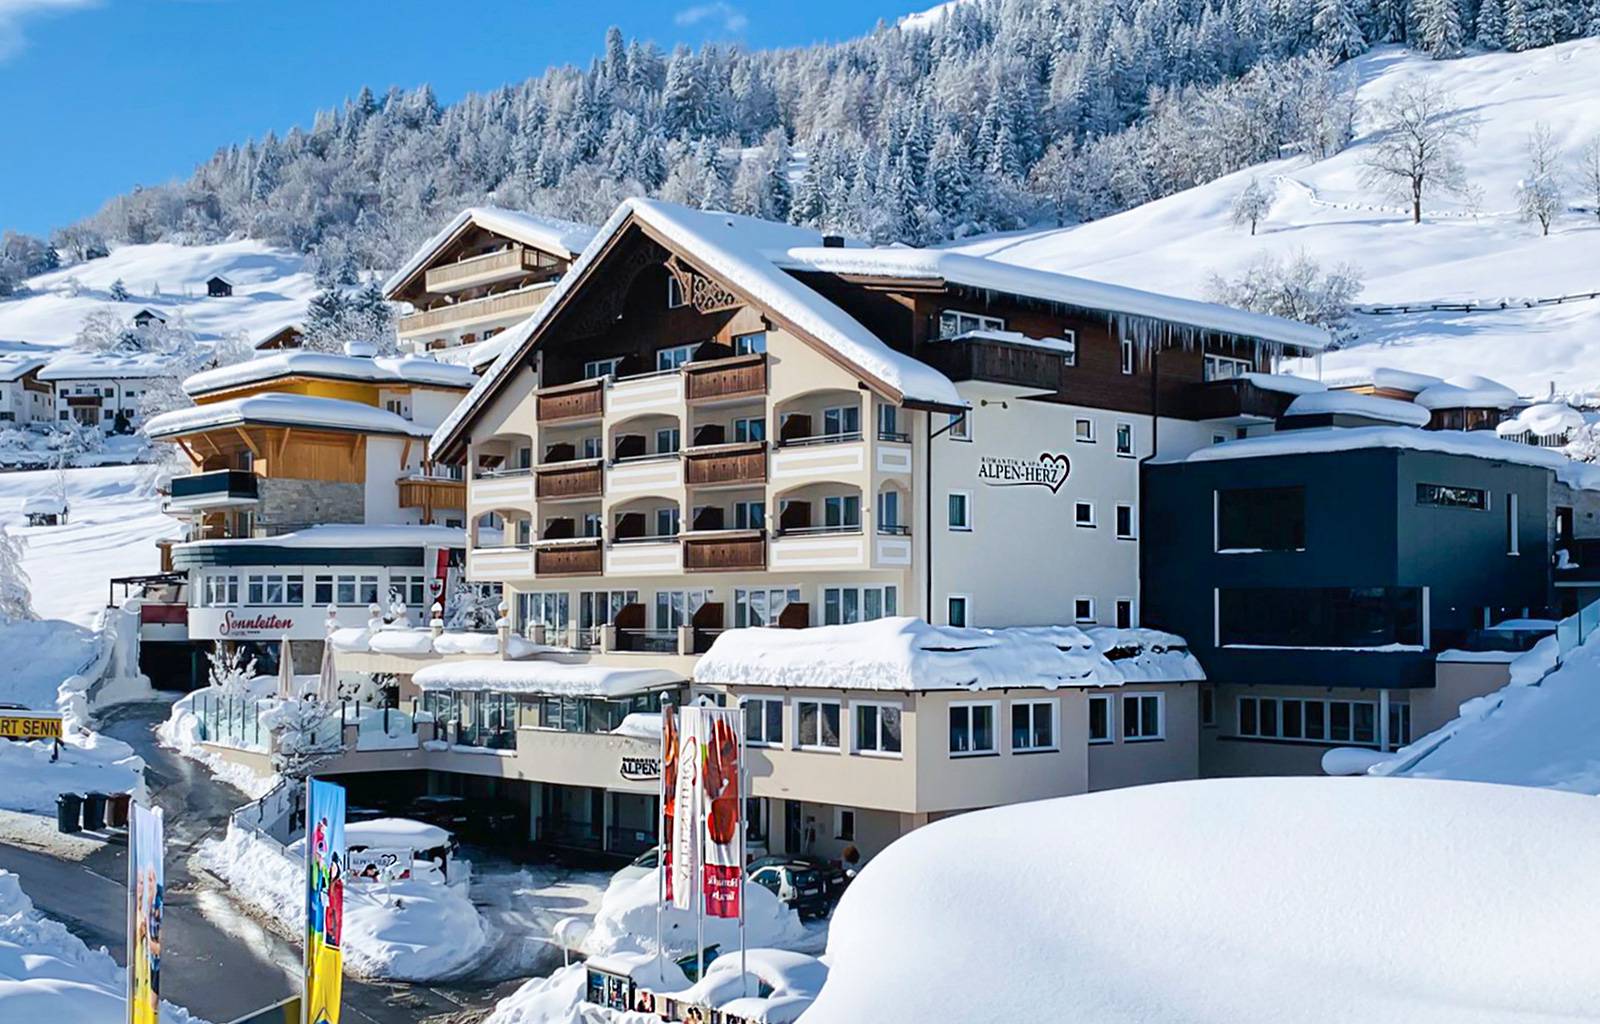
left=0, top=869, right=204, bottom=1023
left=806, top=776, right=1600, bottom=1023
left=956, top=40, right=1600, bottom=398
left=0, top=240, right=313, bottom=351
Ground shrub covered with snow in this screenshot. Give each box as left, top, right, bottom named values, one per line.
left=582, top=867, right=806, bottom=960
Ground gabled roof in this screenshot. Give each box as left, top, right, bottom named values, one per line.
left=0, top=355, right=48, bottom=382
left=144, top=393, right=434, bottom=439
left=183, top=350, right=476, bottom=397
left=383, top=205, right=598, bottom=298
left=207, top=275, right=232, bottom=285
left=39, top=352, right=171, bottom=381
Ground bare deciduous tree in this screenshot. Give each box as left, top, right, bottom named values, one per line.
left=1230, top=177, right=1273, bottom=235
left=1579, top=136, right=1600, bottom=223
left=1517, top=122, right=1566, bottom=236
left=1360, top=81, right=1479, bottom=224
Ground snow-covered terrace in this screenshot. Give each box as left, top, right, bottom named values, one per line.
left=182, top=349, right=476, bottom=396
left=411, top=659, right=684, bottom=698
left=143, top=392, right=435, bottom=439
left=174, top=523, right=465, bottom=551
left=1283, top=389, right=1433, bottom=427
left=383, top=205, right=597, bottom=296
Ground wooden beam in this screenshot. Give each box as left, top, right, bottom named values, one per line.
left=173, top=438, right=201, bottom=468
left=400, top=438, right=413, bottom=474
left=275, top=427, right=293, bottom=464
left=232, top=427, right=261, bottom=459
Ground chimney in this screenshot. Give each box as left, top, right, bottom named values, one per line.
left=821, top=235, right=845, bottom=248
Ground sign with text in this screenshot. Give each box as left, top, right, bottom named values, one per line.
left=349, top=848, right=411, bottom=883
left=0, top=710, right=63, bottom=741
left=977, top=452, right=1071, bottom=493
left=620, top=755, right=660, bottom=782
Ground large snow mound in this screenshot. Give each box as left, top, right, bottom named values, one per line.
left=583, top=867, right=807, bottom=960
left=806, top=777, right=1600, bottom=1023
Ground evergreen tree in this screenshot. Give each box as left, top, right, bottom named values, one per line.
left=1476, top=0, right=1506, bottom=45
left=109, top=278, right=130, bottom=302
left=0, top=525, right=33, bottom=626
left=1414, top=0, right=1465, bottom=55
left=1314, top=0, right=1369, bottom=56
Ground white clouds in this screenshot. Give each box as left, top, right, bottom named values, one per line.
left=0, top=0, right=96, bottom=62
left=674, top=1, right=748, bottom=34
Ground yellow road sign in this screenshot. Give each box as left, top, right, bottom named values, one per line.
left=0, top=712, right=64, bottom=740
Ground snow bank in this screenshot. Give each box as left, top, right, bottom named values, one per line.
left=0, top=869, right=206, bottom=1024
left=1283, top=389, right=1432, bottom=426
left=482, top=962, right=660, bottom=1024
left=807, top=777, right=1600, bottom=1023
left=1498, top=401, right=1586, bottom=439
left=197, top=821, right=489, bottom=982
left=1413, top=374, right=1520, bottom=411
left=156, top=680, right=280, bottom=798
left=0, top=732, right=144, bottom=813
left=583, top=868, right=806, bottom=961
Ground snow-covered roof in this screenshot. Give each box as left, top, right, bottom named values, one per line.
left=183, top=351, right=476, bottom=396
left=174, top=524, right=465, bottom=551
left=693, top=618, right=1201, bottom=692
left=383, top=205, right=597, bottom=296
left=21, top=495, right=65, bottom=514
left=1321, top=366, right=1443, bottom=393
left=1413, top=374, right=1520, bottom=411
left=1237, top=371, right=1325, bottom=396
left=668, top=949, right=828, bottom=1014
left=0, top=355, right=47, bottom=382
left=1168, top=424, right=1600, bottom=489
left=345, top=817, right=451, bottom=850
left=1498, top=401, right=1587, bottom=438
left=144, top=393, right=435, bottom=439
left=38, top=352, right=172, bottom=381
left=775, top=245, right=1332, bottom=352
left=411, top=660, right=683, bottom=697
left=1283, top=390, right=1432, bottom=427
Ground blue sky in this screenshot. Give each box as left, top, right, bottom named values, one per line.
left=0, top=0, right=920, bottom=238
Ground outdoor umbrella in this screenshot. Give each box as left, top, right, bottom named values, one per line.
left=316, top=637, right=340, bottom=704
left=276, top=635, right=295, bottom=699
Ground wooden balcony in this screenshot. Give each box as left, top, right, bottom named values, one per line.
left=534, top=539, right=604, bottom=577
left=922, top=338, right=1067, bottom=391
left=683, top=531, right=767, bottom=572
left=684, top=442, right=766, bottom=487
left=535, top=460, right=603, bottom=500
left=424, top=247, right=547, bottom=294
left=396, top=283, right=553, bottom=337
left=685, top=353, right=767, bottom=402
left=537, top=379, right=605, bottom=423
left=397, top=476, right=466, bottom=513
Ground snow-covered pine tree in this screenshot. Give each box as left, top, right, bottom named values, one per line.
left=1475, top=0, right=1507, bottom=44
left=0, top=525, right=33, bottom=625
left=1314, top=0, right=1369, bottom=56
left=1414, top=0, right=1465, bottom=56
left=1516, top=122, right=1566, bottom=235
left=109, top=278, right=130, bottom=302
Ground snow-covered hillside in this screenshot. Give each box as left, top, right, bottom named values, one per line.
left=956, top=40, right=1600, bottom=398
left=0, top=239, right=313, bottom=352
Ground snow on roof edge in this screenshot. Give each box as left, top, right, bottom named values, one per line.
left=383, top=206, right=597, bottom=297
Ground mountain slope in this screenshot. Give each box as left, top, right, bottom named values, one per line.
left=955, top=40, right=1600, bottom=398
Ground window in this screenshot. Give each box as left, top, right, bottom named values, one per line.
left=1236, top=696, right=1409, bottom=747
left=1074, top=501, right=1095, bottom=527
left=577, top=590, right=640, bottom=634
left=1218, top=586, right=1425, bottom=649
left=947, top=595, right=969, bottom=628
left=1074, top=418, right=1095, bottom=443
left=654, top=427, right=681, bottom=454
left=795, top=699, right=841, bottom=750
left=733, top=332, right=767, bottom=355
left=655, top=589, right=708, bottom=630
left=1088, top=695, right=1112, bottom=743
left=583, top=357, right=621, bottom=380
left=1203, top=353, right=1252, bottom=381
left=1507, top=492, right=1520, bottom=555
left=733, top=587, right=801, bottom=628
left=1115, top=598, right=1133, bottom=629
left=313, top=575, right=334, bottom=606
left=1200, top=686, right=1216, bottom=727
left=202, top=574, right=238, bottom=606
left=1115, top=504, right=1135, bottom=539
left=938, top=309, right=1005, bottom=338
left=743, top=697, right=784, bottom=746
left=835, top=808, right=856, bottom=841
left=877, top=404, right=901, bottom=440
left=947, top=491, right=971, bottom=531
left=1074, top=597, right=1095, bottom=624
left=1115, top=422, right=1134, bottom=457
left=582, top=435, right=604, bottom=459
left=948, top=702, right=997, bottom=756
left=1416, top=482, right=1488, bottom=510
left=654, top=507, right=680, bottom=537
left=1011, top=700, right=1057, bottom=752
left=732, top=416, right=765, bottom=443
left=878, top=490, right=902, bottom=533
left=733, top=500, right=765, bottom=530
left=515, top=591, right=570, bottom=637
left=822, top=584, right=897, bottom=625
left=1120, top=337, right=1136, bottom=374
left=854, top=702, right=903, bottom=756
left=1216, top=487, right=1306, bottom=552
left=244, top=573, right=303, bottom=607
left=582, top=512, right=603, bottom=538
left=656, top=343, right=699, bottom=371
left=1122, top=694, right=1164, bottom=741
left=821, top=405, right=860, bottom=438
left=946, top=411, right=970, bottom=441
left=667, top=275, right=686, bottom=308
left=823, top=494, right=861, bottom=530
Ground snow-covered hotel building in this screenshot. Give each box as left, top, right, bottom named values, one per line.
left=39, top=352, right=170, bottom=432
left=142, top=345, right=478, bottom=680
left=304, top=197, right=1330, bottom=863
left=0, top=354, right=54, bottom=425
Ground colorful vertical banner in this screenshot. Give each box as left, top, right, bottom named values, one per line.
left=304, top=779, right=346, bottom=1024
left=127, top=802, right=164, bottom=1024
left=660, top=704, right=679, bottom=903
left=700, top=709, right=744, bottom=920
left=670, top=708, right=700, bottom=912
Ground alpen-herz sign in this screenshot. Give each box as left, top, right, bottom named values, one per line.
left=977, top=453, right=1071, bottom=493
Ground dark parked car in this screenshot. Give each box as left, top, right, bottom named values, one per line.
left=747, top=856, right=836, bottom=919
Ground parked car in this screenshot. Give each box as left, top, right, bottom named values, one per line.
left=612, top=844, right=661, bottom=887
left=746, top=857, right=833, bottom=919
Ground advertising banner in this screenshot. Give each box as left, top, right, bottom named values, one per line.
left=660, top=705, right=679, bottom=904
left=349, top=848, right=410, bottom=883
left=700, top=708, right=743, bottom=920
left=669, top=706, right=699, bottom=912
left=304, top=779, right=346, bottom=1024
left=126, top=802, right=164, bottom=1024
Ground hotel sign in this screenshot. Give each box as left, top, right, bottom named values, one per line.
left=216, top=609, right=297, bottom=637
left=620, top=755, right=660, bottom=782
left=0, top=710, right=64, bottom=741
left=977, top=452, right=1071, bottom=493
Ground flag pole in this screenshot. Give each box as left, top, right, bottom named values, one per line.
left=656, top=699, right=671, bottom=983
left=695, top=705, right=705, bottom=984
left=125, top=800, right=137, bottom=1021
left=738, top=704, right=748, bottom=999
left=301, top=777, right=312, bottom=1024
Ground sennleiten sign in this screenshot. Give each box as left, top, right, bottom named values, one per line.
left=977, top=452, right=1071, bottom=493
left=0, top=711, right=64, bottom=740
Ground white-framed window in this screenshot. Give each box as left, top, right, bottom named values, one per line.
left=1074, top=417, right=1095, bottom=443
left=742, top=697, right=785, bottom=746
left=656, top=343, right=699, bottom=372
left=948, top=701, right=998, bottom=756
left=1115, top=421, right=1134, bottom=457
left=583, top=357, right=621, bottom=380
left=877, top=404, right=900, bottom=440
left=878, top=489, right=902, bottom=533
left=667, top=275, right=686, bottom=308
left=733, top=500, right=765, bottom=530
left=947, top=491, right=972, bottom=531
left=1236, top=695, right=1405, bottom=747
left=202, top=573, right=239, bottom=606
left=947, top=594, right=970, bottom=628
left=1115, top=503, right=1136, bottom=539
left=653, top=589, right=708, bottom=629
left=1058, top=330, right=1078, bottom=366
left=1011, top=699, right=1058, bottom=753
left=821, top=405, right=861, bottom=438
left=1122, top=693, right=1164, bottom=741
left=1212, top=432, right=1229, bottom=445
left=734, top=586, right=801, bottom=628
left=1203, top=353, right=1252, bottom=381
left=1115, top=598, right=1134, bottom=629
left=245, top=573, right=304, bottom=607
left=1088, top=695, right=1112, bottom=744
left=733, top=331, right=766, bottom=355
left=1120, top=337, right=1136, bottom=375
left=582, top=512, right=603, bottom=537
left=822, top=584, right=896, bottom=625
left=823, top=494, right=861, bottom=530
left=582, top=435, right=604, bottom=459
left=834, top=807, right=856, bottom=841
left=515, top=591, right=570, bottom=636
left=946, top=411, right=971, bottom=441
left=1074, top=597, right=1095, bottom=624
left=938, top=309, right=1005, bottom=338
left=732, top=416, right=765, bottom=443
left=1075, top=501, right=1096, bottom=527
left=653, top=507, right=680, bottom=537
left=853, top=701, right=903, bottom=756
left=1507, top=492, right=1520, bottom=555
left=795, top=699, right=842, bottom=751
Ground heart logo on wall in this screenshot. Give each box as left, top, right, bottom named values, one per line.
left=1037, top=452, right=1072, bottom=493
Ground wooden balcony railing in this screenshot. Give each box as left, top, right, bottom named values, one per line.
left=397, top=476, right=466, bottom=512
left=685, top=353, right=767, bottom=402
left=424, top=247, right=544, bottom=294
left=534, top=539, right=604, bottom=577
left=684, top=442, right=766, bottom=487
left=535, top=461, right=603, bottom=500
left=683, top=531, right=767, bottom=572
left=537, top=379, right=605, bottom=423
left=397, top=283, right=553, bottom=336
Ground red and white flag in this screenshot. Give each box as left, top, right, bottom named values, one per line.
left=660, top=705, right=679, bottom=904
left=669, top=707, right=699, bottom=912
left=700, top=708, right=743, bottom=920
